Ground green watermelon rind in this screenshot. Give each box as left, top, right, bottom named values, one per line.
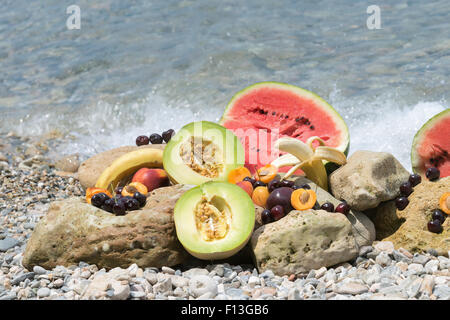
left=219, top=81, right=350, bottom=155
left=411, top=108, right=450, bottom=174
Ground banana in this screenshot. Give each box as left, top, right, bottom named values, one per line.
left=95, top=148, right=164, bottom=193
left=270, top=136, right=347, bottom=191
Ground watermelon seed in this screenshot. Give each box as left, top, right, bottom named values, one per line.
left=310, top=126, right=315, bottom=130
left=272, top=112, right=276, bottom=115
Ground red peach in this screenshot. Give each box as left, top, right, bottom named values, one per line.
left=236, top=181, right=253, bottom=197
left=132, top=168, right=169, bottom=192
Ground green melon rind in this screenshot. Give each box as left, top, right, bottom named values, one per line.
left=411, top=108, right=450, bottom=174
left=163, top=121, right=245, bottom=185
left=219, top=81, right=350, bottom=155
left=173, top=181, right=255, bottom=260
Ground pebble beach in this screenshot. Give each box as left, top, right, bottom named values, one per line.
left=0, top=133, right=449, bottom=301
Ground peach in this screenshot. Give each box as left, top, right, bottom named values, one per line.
left=85, top=187, right=112, bottom=204
left=132, top=168, right=169, bottom=192
left=236, top=180, right=253, bottom=197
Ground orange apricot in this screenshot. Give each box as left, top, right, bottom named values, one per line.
left=236, top=180, right=254, bottom=197
left=252, top=186, right=270, bottom=208
left=291, top=188, right=317, bottom=211
left=439, top=192, right=450, bottom=215
left=86, top=187, right=112, bottom=204
left=228, top=167, right=252, bottom=184
left=256, top=164, right=278, bottom=184
left=122, top=182, right=148, bottom=197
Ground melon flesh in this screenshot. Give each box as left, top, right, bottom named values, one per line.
left=219, top=82, right=349, bottom=171
left=412, top=109, right=450, bottom=178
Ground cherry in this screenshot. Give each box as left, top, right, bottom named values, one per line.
left=335, top=202, right=350, bottom=215
left=270, top=205, right=285, bottom=221
left=267, top=179, right=280, bottom=192
left=408, top=173, right=421, bottom=187
left=162, top=129, right=175, bottom=143
left=321, top=202, right=334, bottom=212
left=399, top=181, right=413, bottom=197
left=425, top=167, right=440, bottom=181
left=133, top=192, right=147, bottom=207
left=136, top=135, right=150, bottom=146
left=112, top=202, right=126, bottom=215
left=149, top=133, right=164, bottom=144
left=431, top=209, right=446, bottom=224
left=427, top=219, right=443, bottom=234
left=91, top=192, right=110, bottom=208
left=261, top=209, right=274, bottom=224
left=395, top=197, right=409, bottom=211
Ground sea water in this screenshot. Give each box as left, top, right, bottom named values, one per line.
left=0, top=0, right=448, bottom=169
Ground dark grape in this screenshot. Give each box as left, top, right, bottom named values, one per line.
left=395, top=197, right=409, bottom=211
left=425, top=167, right=440, bottom=181
left=431, top=209, right=446, bottom=224
left=162, top=129, right=175, bottom=143
left=427, top=219, right=443, bottom=234
left=124, top=198, right=140, bottom=211
left=112, top=202, right=126, bottom=215
left=136, top=135, right=150, bottom=146
left=270, top=205, right=285, bottom=221
left=279, top=180, right=294, bottom=188
left=149, top=133, right=164, bottom=144
left=267, top=179, right=280, bottom=192
left=101, top=198, right=115, bottom=213
left=114, top=187, right=123, bottom=195
left=133, top=192, right=147, bottom=207
left=399, top=181, right=413, bottom=197
left=266, top=187, right=294, bottom=213
left=254, top=180, right=266, bottom=188
left=261, top=209, right=274, bottom=224
left=335, top=202, right=350, bottom=215
left=321, top=202, right=334, bottom=212
left=91, top=192, right=110, bottom=208
left=243, top=176, right=256, bottom=185
left=408, top=173, right=421, bottom=187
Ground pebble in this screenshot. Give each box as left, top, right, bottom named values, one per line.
left=334, top=282, right=368, bottom=295
left=0, top=238, right=20, bottom=252
left=37, top=287, right=50, bottom=298
left=374, top=241, right=394, bottom=254
left=375, top=252, right=392, bottom=267
left=188, top=275, right=217, bottom=298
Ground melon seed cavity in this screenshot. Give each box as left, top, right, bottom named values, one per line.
left=179, top=137, right=223, bottom=178
left=194, top=197, right=231, bottom=241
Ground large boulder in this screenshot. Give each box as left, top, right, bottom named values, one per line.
left=22, top=185, right=190, bottom=270
left=77, top=145, right=165, bottom=190
left=250, top=176, right=376, bottom=276
left=374, top=177, right=450, bottom=256
left=329, top=150, right=410, bottom=211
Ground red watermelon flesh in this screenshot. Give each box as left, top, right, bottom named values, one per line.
left=412, top=109, right=450, bottom=178
left=219, top=82, right=349, bottom=172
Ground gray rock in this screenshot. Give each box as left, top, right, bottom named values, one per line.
left=0, top=237, right=20, bottom=252
left=375, top=252, right=392, bottom=267
left=433, top=285, right=450, bottom=299
left=11, top=272, right=35, bottom=285
left=189, top=275, right=218, bottom=298
left=33, top=266, right=47, bottom=275
left=329, top=151, right=410, bottom=211
left=251, top=210, right=360, bottom=276
left=37, top=287, right=51, bottom=298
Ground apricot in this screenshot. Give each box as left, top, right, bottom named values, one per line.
left=121, top=182, right=148, bottom=197
left=132, top=168, right=169, bottom=192
left=228, top=167, right=252, bottom=184
left=291, top=188, right=317, bottom=211
left=256, top=164, right=278, bottom=184
left=252, top=186, right=270, bottom=208
left=86, top=187, right=112, bottom=204
left=236, top=180, right=253, bottom=197
left=439, top=192, right=450, bottom=215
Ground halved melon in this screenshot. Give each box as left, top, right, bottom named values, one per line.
left=173, top=181, right=255, bottom=260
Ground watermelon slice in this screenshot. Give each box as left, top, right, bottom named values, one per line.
left=411, top=108, right=450, bottom=178
left=219, top=82, right=350, bottom=172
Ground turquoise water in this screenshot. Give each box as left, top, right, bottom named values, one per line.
left=0, top=0, right=448, bottom=168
